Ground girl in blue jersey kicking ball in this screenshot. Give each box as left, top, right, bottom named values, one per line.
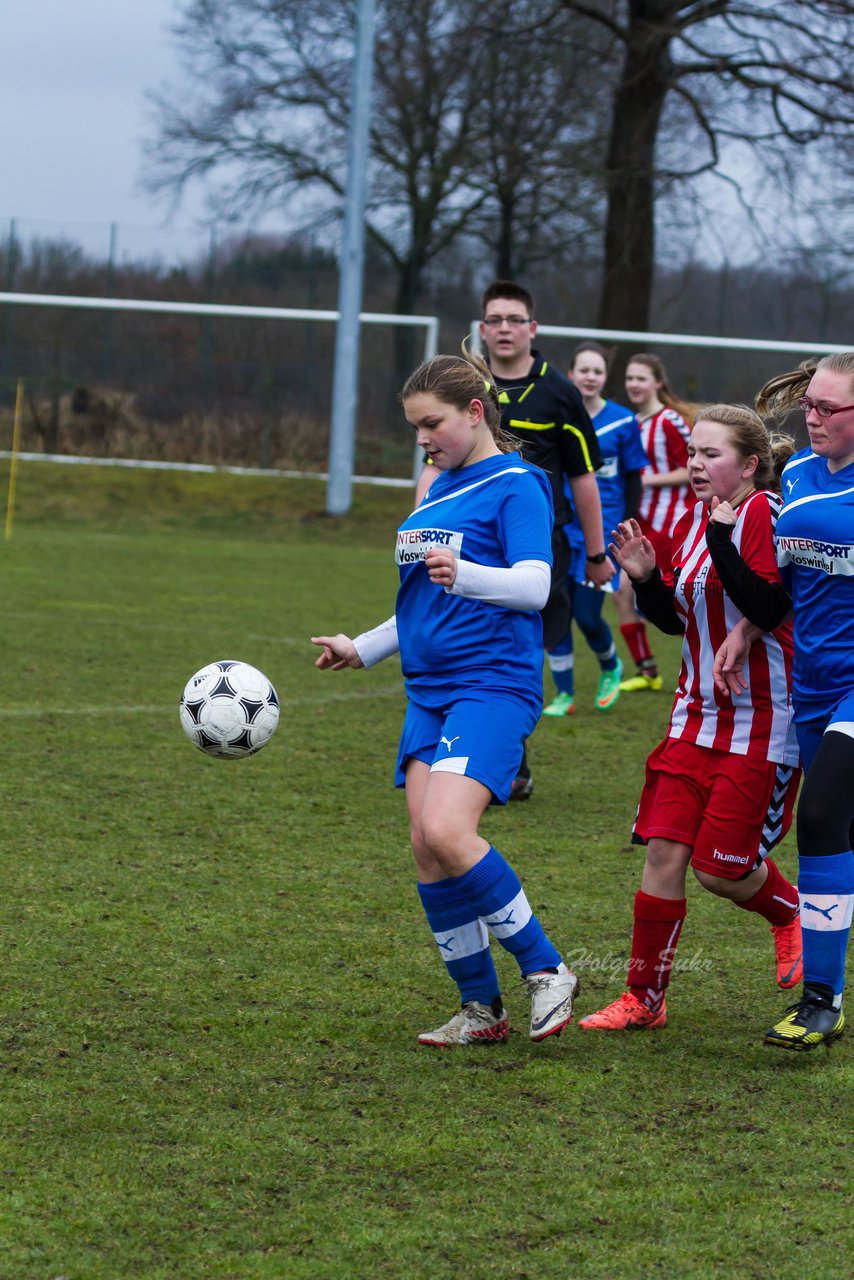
left=712, top=352, right=854, bottom=1050
left=312, top=352, right=579, bottom=1047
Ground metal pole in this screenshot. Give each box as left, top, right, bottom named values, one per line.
left=4, top=378, right=24, bottom=540
left=102, top=222, right=117, bottom=383
left=411, top=318, right=441, bottom=482
left=3, top=219, right=17, bottom=381
left=326, top=0, right=377, bottom=516
left=202, top=225, right=218, bottom=402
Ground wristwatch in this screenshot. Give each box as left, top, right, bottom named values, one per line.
left=586, top=552, right=607, bottom=564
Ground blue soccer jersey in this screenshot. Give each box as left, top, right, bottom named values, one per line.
left=776, top=448, right=854, bottom=711
left=395, top=452, right=553, bottom=708
left=565, top=399, right=648, bottom=555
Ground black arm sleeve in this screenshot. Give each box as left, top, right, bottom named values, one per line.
left=704, top=521, right=792, bottom=631
left=623, top=470, right=642, bottom=521
left=631, top=567, right=685, bottom=635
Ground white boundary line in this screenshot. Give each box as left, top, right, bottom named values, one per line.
left=0, top=450, right=413, bottom=488
left=0, top=684, right=404, bottom=718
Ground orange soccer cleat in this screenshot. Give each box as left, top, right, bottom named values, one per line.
left=578, top=991, right=667, bottom=1030
left=771, top=915, right=804, bottom=989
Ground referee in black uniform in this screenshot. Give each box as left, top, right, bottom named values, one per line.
left=480, top=280, right=615, bottom=798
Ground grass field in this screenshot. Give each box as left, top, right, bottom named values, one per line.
left=1, top=461, right=850, bottom=1280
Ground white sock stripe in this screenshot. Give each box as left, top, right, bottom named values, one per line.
left=798, top=892, right=854, bottom=932
left=481, top=887, right=533, bottom=939
left=662, top=919, right=683, bottom=962
left=644, top=920, right=684, bottom=1004
left=432, top=918, right=489, bottom=960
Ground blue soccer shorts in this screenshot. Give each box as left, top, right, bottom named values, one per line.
left=395, top=689, right=539, bottom=804
left=795, top=688, right=854, bottom=774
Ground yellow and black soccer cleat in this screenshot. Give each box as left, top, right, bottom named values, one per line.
left=764, top=986, right=844, bottom=1051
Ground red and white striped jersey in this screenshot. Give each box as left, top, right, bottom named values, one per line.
left=638, top=408, right=692, bottom=536
left=667, top=492, right=798, bottom=765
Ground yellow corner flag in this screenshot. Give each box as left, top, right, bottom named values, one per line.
left=4, top=378, right=23, bottom=541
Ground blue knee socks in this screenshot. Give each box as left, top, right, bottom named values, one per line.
left=799, top=851, right=854, bottom=1006
left=452, top=846, right=561, bottom=976
left=417, top=878, right=500, bottom=1005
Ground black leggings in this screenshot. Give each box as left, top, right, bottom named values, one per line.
left=541, top=528, right=572, bottom=649
left=797, top=729, right=854, bottom=857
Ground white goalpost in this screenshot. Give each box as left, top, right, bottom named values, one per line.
left=3, top=289, right=849, bottom=503
left=469, top=320, right=850, bottom=358
left=0, top=289, right=440, bottom=493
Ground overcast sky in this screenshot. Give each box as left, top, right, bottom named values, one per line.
left=0, top=0, right=251, bottom=264
left=0, top=0, right=846, bottom=281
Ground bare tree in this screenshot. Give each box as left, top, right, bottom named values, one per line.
left=145, top=0, right=496, bottom=332
left=145, top=0, right=617, bottom=329
left=146, top=0, right=854, bottom=344
left=560, top=0, right=854, bottom=331
left=462, top=1, right=613, bottom=277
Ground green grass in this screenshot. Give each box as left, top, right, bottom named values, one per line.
left=0, top=461, right=850, bottom=1280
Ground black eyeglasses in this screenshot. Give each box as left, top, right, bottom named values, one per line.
left=482, top=315, right=532, bottom=328
left=797, top=396, right=854, bottom=419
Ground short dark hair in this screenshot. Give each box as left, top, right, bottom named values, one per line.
left=481, top=280, right=535, bottom=320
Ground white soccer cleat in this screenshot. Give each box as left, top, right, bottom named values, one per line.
left=525, top=962, right=580, bottom=1041
left=417, top=1001, right=509, bottom=1047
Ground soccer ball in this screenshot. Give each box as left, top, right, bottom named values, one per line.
left=179, top=660, right=280, bottom=759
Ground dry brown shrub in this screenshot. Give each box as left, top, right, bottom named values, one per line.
left=7, top=387, right=411, bottom=476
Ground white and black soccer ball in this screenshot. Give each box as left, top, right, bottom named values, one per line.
left=179, top=660, right=280, bottom=759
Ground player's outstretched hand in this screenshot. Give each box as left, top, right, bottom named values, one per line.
left=709, top=496, right=738, bottom=526
left=609, top=519, right=656, bottom=583
left=712, top=618, right=753, bottom=698
left=425, top=546, right=458, bottom=588
left=311, top=634, right=364, bottom=671
left=586, top=555, right=617, bottom=590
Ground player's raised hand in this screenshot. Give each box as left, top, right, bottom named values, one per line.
left=709, top=496, right=738, bottom=526
left=609, top=519, right=656, bottom=583
left=311, top=634, right=364, bottom=670
left=424, top=546, right=458, bottom=588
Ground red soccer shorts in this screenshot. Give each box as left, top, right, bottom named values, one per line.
left=633, top=737, right=800, bottom=879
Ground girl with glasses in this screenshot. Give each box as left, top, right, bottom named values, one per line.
left=712, top=353, right=854, bottom=1050
left=578, top=403, right=802, bottom=1033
